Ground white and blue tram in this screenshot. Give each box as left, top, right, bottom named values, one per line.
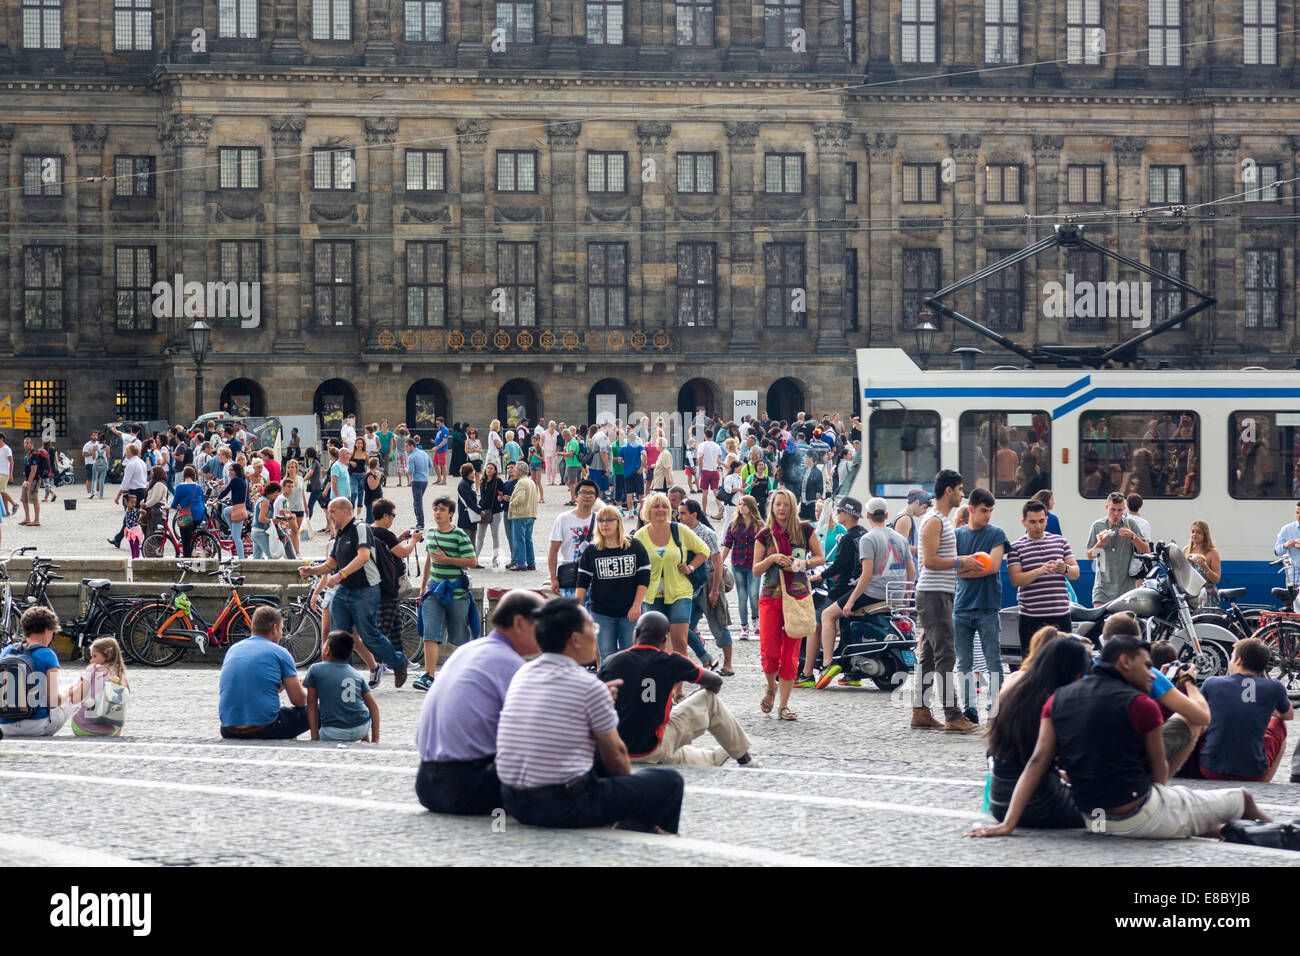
left=846, top=348, right=1300, bottom=607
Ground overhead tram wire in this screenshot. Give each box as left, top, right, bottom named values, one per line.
left=4, top=24, right=1296, bottom=199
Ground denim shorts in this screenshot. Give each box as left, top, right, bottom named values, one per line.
left=643, top=596, right=693, bottom=624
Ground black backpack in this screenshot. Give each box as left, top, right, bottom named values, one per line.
left=0, top=644, right=39, bottom=720
left=366, top=525, right=404, bottom=601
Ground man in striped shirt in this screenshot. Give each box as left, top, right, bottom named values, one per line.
left=414, top=497, right=480, bottom=692
left=913, top=469, right=981, bottom=733
left=1007, top=498, right=1080, bottom=654
left=496, top=598, right=685, bottom=833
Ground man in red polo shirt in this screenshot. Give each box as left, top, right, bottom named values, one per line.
left=598, top=611, right=760, bottom=767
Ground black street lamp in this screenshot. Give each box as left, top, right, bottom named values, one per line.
left=189, top=319, right=211, bottom=421
left=914, top=313, right=937, bottom=369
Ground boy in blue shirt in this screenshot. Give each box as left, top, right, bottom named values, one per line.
left=954, top=488, right=1008, bottom=723
left=621, top=436, right=646, bottom=516
left=0, top=606, right=68, bottom=737
left=305, top=631, right=381, bottom=742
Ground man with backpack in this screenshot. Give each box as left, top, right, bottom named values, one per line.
left=0, top=606, right=68, bottom=737
left=299, top=497, right=409, bottom=689
left=368, top=497, right=423, bottom=687
left=19, top=436, right=49, bottom=527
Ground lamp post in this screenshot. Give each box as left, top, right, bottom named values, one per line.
left=188, top=319, right=211, bottom=421
left=914, top=312, right=937, bottom=370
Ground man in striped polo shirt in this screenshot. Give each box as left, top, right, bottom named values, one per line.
left=496, top=598, right=685, bottom=833
left=913, top=469, right=981, bottom=733
left=1007, top=498, right=1080, bottom=654
left=414, top=496, right=480, bottom=692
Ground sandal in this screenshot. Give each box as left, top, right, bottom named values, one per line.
left=760, top=690, right=775, bottom=714
left=778, top=706, right=798, bottom=721
left=718, top=667, right=735, bottom=677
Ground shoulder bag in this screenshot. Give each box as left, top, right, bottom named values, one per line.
left=555, top=514, right=597, bottom=589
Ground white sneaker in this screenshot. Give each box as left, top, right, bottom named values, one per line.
left=711, top=747, right=730, bottom=766
left=738, top=755, right=763, bottom=769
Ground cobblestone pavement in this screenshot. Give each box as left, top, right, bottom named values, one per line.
left=5, top=478, right=1300, bottom=865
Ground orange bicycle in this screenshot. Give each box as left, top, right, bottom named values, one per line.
left=119, top=561, right=280, bottom=667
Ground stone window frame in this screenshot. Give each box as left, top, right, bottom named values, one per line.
left=114, top=244, right=157, bottom=332
left=1243, top=0, right=1278, bottom=66
left=900, top=0, right=937, bottom=64
left=764, top=152, right=804, bottom=194
left=113, top=0, right=153, bottom=51
left=496, top=241, right=539, bottom=326
left=764, top=241, right=807, bottom=328
left=22, top=154, right=63, bottom=197
left=218, top=0, right=258, bottom=38
left=762, top=0, right=804, bottom=49
left=311, top=0, right=353, bottom=41
left=1244, top=162, right=1281, bottom=202
left=845, top=246, right=859, bottom=332
left=983, top=0, right=1019, bottom=64
left=494, top=0, right=537, bottom=44
left=21, top=0, right=62, bottom=50
left=585, top=0, right=625, bottom=45
left=1066, top=163, right=1105, bottom=204
left=675, top=0, right=714, bottom=47
left=983, top=248, right=1023, bottom=332
left=312, top=147, right=356, bottom=191
left=901, top=162, right=940, bottom=203
left=405, top=240, right=448, bottom=327
left=313, top=239, right=356, bottom=327
left=1243, top=247, right=1282, bottom=330
left=1064, top=247, right=1107, bottom=332
left=1066, top=0, right=1103, bottom=66
left=219, top=146, right=261, bottom=190
left=114, top=155, right=156, bottom=198
left=403, top=0, right=445, bottom=42
left=900, top=246, right=940, bottom=330
left=1148, top=164, right=1184, bottom=206
left=217, top=239, right=261, bottom=328
left=405, top=149, right=447, bottom=192
left=586, top=151, right=628, bottom=194
left=676, top=152, right=716, bottom=194
left=985, top=163, right=1023, bottom=204
left=676, top=241, right=717, bottom=327
left=496, top=150, right=538, bottom=193
left=22, top=244, right=65, bottom=331
left=1149, top=247, right=1186, bottom=326
left=1147, top=0, right=1181, bottom=67
left=587, top=241, right=629, bottom=326
left=845, top=161, right=858, bottom=203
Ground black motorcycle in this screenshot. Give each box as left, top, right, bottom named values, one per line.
left=1069, top=540, right=1235, bottom=679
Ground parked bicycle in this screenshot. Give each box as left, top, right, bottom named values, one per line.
left=61, top=576, right=141, bottom=663
left=0, top=546, right=38, bottom=647
left=119, top=560, right=280, bottom=667
left=142, top=520, right=222, bottom=560
left=1250, top=556, right=1300, bottom=698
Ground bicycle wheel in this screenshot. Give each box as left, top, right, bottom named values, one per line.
left=192, top=530, right=222, bottom=560
left=398, top=600, right=424, bottom=665
left=1253, top=621, right=1300, bottom=698
left=120, top=603, right=188, bottom=667
left=280, top=602, right=322, bottom=668
left=140, top=532, right=168, bottom=558
left=84, top=603, right=134, bottom=662
left=222, top=597, right=280, bottom=648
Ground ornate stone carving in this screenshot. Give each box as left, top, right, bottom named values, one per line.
left=1289, top=134, right=1300, bottom=153
left=947, top=133, right=981, bottom=156
left=586, top=204, right=631, bottom=222
left=157, top=116, right=175, bottom=146
left=0, top=123, right=15, bottom=145
left=1112, top=135, right=1146, bottom=165
left=270, top=115, right=306, bottom=147
left=546, top=170, right=575, bottom=186
left=493, top=205, right=543, bottom=222
left=310, top=202, right=359, bottom=222
left=755, top=200, right=808, bottom=222
left=813, top=123, right=853, bottom=150
left=676, top=208, right=721, bottom=222
left=635, top=122, right=671, bottom=150
left=401, top=205, right=452, bottom=222
left=215, top=200, right=267, bottom=222
left=455, top=119, right=491, bottom=147
left=176, top=116, right=213, bottom=147
left=725, top=122, right=760, bottom=148
left=20, top=207, right=68, bottom=223
left=71, top=124, right=108, bottom=153
left=864, top=132, right=897, bottom=154
left=114, top=209, right=161, bottom=224
left=546, top=122, right=582, bottom=147
left=1032, top=134, right=1064, bottom=154
left=364, top=117, right=400, bottom=146
left=319, top=135, right=353, bottom=151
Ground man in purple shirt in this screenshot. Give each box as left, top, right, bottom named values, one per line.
left=415, top=589, right=543, bottom=815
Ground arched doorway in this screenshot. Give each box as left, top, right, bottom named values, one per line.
left=498, top=379, right=539, bottom=430
left=587, top=378, right=629, bottom=427
left=406, top=379, right=450, bottom=437
left=219, top=378, right=266, bottom=418
left=314, top=378, right=358, bottom=441
left=677, top=378, right=715, bottom=422
left=766, top=377, right=805, bottom=424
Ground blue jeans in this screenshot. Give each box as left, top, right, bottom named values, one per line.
left=320, top=720, right=371, bottom=742
left=223, top=505, right=245, bottom=559
left=732, top=565, right=760, bottom=628
left=92, top=464, right=107, bottom=497
left=350, top=475, right=365, bottom=509
left=686, top=627, right=714, bottom=666
left=251, top=527, right=272, bottom=559
left=331, top=584, right=406, bottom=669
left=589, top=469, right=607, bottom=494
left=593, top=612, right=636, bottom=660
left=511, top=516, right=535, bottom=568
left=642, top=597, right=693, bottom=624
left=954, top=608, right=1003, bottom=713
left=690, top=595, right=732, bottom=650
left=421, top=593, right=471, bottom=647
left=411, top=481, right=428, bottom=528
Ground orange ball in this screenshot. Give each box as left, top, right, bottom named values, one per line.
left=971, top=551, right=994, bottom=574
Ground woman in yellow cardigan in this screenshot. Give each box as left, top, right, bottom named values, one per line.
left=634, top=492, right=709, bottom=657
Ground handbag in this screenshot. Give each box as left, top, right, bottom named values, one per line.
left=229, top=501, right=248, bottom=523
left=781, top=584, right=817, bottom=638
left=88, top=678, right=130, bottom=727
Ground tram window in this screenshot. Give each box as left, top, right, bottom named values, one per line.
left=1228, top=411, right=1300, bottom=499
left=1078, top=410, right=1199, bottom=499
left=959, top=411, right=1050, bottom=498
left=870, top=409, right=940, bottom=495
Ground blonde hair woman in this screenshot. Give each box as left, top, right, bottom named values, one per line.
left=576, top=504, right=651, bottom=660
left=651, top=437, right=673, bottom=492
left=486, top=419, right=504, bottom=469
left=752, top=488, right=825, bottom=720
left=1186, top=519, right=1221, bottom=608
left=634, top=492, right=709, bottom=657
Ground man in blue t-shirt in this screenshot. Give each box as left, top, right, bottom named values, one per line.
left=1, top=606, right=68, bottom=736
left=954, top=488, right=1009, bottom=723
left=431, top=419, right=450, bottom=485
left=218, top=606, right=308, bottom=739
left=1194, top=637, right=1293, bottom=783
left=305, top=631, right=379, bottom=742
left=407, top=438, right=432, bottom=529
left=620, top=436, right=646, bottom=514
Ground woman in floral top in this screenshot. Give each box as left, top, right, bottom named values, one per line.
left=721, top=494, right=763, bottom=640
left=752, top=489, right=825, bottom=721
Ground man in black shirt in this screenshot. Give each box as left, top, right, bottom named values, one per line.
left=368, top=497, right=423, bottom=687
left=799, top=497, right=867, bottom=687
left=598, top=612, right=759, bottom=767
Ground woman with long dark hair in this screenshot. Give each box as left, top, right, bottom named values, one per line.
left=978, top=636, right=1094, bottom=831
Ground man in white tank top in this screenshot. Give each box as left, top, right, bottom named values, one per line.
left=912, top=469, right=981, bottom=733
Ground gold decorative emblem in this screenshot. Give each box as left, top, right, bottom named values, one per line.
left=630, top=330, right=647, bottom=350
left=399, top=330, right=416, bottom=349
left=540, top=331, right=557, bottom=350
left=517, top=330, right=534, bottom=349
left=584, top=331, right=601, bottom=350
left=652, top=330, right=670, bottom=350
left=377, top=329, right=397, bottom=349
left=470, top=330, right=489, bottom=350
left=561, top=331, right=580, bottom=350
left=448, top=331, right=465, bottom=351
left=607, top=330, right=625, bottom=350
left=494, top=330, right=511, bottom=350
left=425, top=329, right=442, bottom=350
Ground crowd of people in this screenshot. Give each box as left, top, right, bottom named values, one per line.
left=5, top=404, right=1299, bottom=845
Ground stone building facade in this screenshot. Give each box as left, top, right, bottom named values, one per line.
left=0, top=0, right=1297, bottom=441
